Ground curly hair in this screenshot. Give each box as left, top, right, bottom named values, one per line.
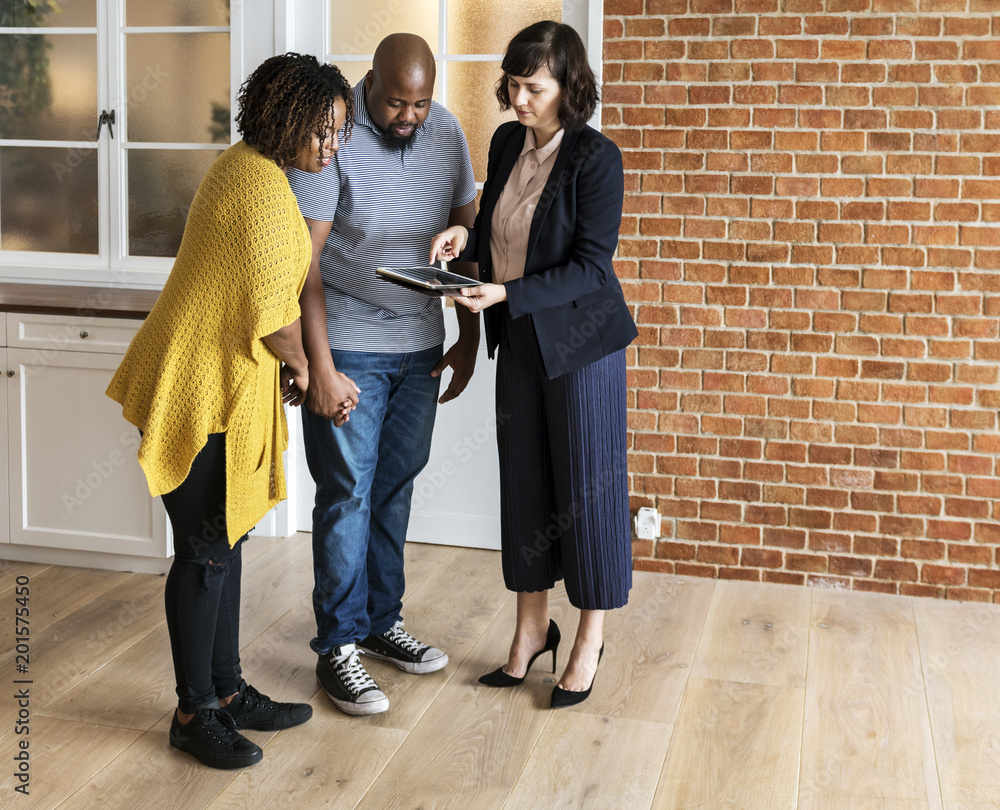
left=495, top=21, right=598, bottom=133
left=236, top=53, right=354, bottom=167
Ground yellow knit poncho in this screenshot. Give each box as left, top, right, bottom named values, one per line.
left=107, top=141, right=310, bottom=546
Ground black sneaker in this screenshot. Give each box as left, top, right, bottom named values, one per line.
left=359, top=620, right=449, bottom=674
left=316, top=644, right=389, bottom=716
left=169, top=708, right=263, bottom=769
left=220, top=680, right=313, bottom=731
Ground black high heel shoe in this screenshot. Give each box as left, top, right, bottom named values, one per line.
left=550, top=643, right=604, bottom=709
left=478, top=619, right=561, bottom=687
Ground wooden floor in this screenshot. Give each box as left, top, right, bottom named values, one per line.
left=2, top=533, right=1000, bottom=809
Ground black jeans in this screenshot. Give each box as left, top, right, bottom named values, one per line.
left=160, top=432, right=246, bottom=713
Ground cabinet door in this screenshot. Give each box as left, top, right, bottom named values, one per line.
left=6, top=348, right=168, bottom=557
left=0, top=343, right=8, bottom=546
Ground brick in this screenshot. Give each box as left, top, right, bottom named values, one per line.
left=831, top=556, right=874, bottom=577
left=923, top=565, right=967, bottom=586
left=719, top=523, right=761, bottom=546
left=741, top=547, right=783, bottom=568
left=874, top=560, right=919, bottom=581
left=761, top=526, right=806, bottom=551
left=787, top=553, right=828, bottom=573
left=927, top=520, right=974, bottom=542
left=720, top=567, right=762, bottom=582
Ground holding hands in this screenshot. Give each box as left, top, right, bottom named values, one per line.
left=307, top=368, right=361, bottom=427
left=429, top=226, right=507, bottom=313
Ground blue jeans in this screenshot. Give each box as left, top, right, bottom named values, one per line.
left=302, top=346, right=442, bottom=654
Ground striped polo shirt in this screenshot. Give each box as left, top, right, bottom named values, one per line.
left=288, top=79, right=476, bottom=352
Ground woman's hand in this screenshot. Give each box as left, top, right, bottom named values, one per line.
left=280, top=364, right=309, bottom=407
left=450, top=282, right=507, bottom=313
left=429, top=225, right=469, bottom=264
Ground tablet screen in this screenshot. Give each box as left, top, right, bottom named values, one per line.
left=376, top=266, right=481, bottom=290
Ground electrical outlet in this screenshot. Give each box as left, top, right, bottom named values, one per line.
left=634, top=507, right=661, bottom=540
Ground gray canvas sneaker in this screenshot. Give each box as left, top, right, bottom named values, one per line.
left=358, top=620, right=449, bottom=674
left=316, top=643, right=389, bottom=716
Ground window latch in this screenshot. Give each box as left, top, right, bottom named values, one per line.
left=96, top=110, right=116, bottom=140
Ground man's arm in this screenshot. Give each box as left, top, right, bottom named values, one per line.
left=301, top=217, right=360, bottom=422
left=431, top=200, right=479, bottom=404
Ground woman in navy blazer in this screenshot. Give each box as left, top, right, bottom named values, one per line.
left=431, top=21, right=637, bottom=708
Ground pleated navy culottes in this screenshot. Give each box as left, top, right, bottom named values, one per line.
left=495, top=305, right=632, bottom=611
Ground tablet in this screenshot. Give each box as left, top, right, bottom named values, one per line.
left=376, top=265, right=481, bottom=296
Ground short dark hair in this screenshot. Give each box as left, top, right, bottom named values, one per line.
left=495, top=21, right=598, bottom=132
left=236, top=53, right=354, bottom=167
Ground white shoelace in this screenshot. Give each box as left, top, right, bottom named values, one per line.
left=335, top=649, right=379, bottom=694
left=385, top=621, right=427, bottom=656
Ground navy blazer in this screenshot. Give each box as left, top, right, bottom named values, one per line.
left=461, top=121, right=638, bottom=379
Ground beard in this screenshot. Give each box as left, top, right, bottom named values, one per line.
left=376, top=126, right=417, bottom=153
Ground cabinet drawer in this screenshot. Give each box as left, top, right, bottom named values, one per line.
left=7, top=312, right=142, bottom=354
left=0, top=311, right=5, bottom=348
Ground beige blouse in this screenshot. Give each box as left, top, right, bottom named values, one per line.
left=490, top=127, right=565, bottom=284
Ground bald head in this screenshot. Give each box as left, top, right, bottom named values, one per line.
left=366, top=34, right=436, bottom=149
left=373, top=33, right=435, bottom=86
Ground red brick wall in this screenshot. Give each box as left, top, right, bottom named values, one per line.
left=606, top=0, right=1000, bottom=601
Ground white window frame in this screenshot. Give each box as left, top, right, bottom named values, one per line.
left=0, top=0, right=246, bottom=289
left=288, top=0, right=603, bottom=134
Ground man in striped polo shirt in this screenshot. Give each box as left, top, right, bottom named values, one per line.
left=288, top=33, right=478, bottom=716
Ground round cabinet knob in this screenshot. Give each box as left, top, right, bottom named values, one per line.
left=79, top=329, right=90, bottom=339
left=6, top=370, right=13, bottom=377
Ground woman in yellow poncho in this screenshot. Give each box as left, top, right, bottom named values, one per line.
left=107, top=53, right=356, bottom=770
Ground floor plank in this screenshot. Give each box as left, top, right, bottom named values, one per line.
left=505, top=713, right=672, bottom=810
left=913, top=597, right=1000, bottom=805
left=57, top=712, right=239, bottom=808
left=39, top=624, right=174, bottom=731
left=354, top=545, right=513, bottom=732
left=205, top=714, right=408, bottom=809
left=353, top=596, right=553, bottom=809
left=0, top=570, right=167, bottom=711
left=691, top=578, right=811, bottom=689
left=582, top=572, right=715, bottom=722
left=0, top=559, right=50, bottom=596
left=653, top=677, right=804, bottom=809
left=799, top=590, right=943, bottom=808
left=0, top=715, right=142, bottom=808
left=238, top=531, right=315, bottom=646
left=0, top=565, right=135, bottom=639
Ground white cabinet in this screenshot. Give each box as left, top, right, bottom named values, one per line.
left=2, top=312, right=170, bottom=571
left=0, top=312, right=8, bottom=546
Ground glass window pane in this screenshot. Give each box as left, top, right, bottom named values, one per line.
left=446, top=61, right=514, bottom=183
left=335, top=60, right=371, bottom=91
left=0, top=145, right=99, bottom=254
left=128, top=148, right=222, bottom=257
left=447, top=0, right=561, bottom=54
left=332, top=0, right=438, bottom=56
left=125, top=32, right=230, bottom=144
left=0, top=33, right=97, bottom=140
left=125, top=0, right=229, bottom=27
left=3, top=1, right=97, bottom=27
